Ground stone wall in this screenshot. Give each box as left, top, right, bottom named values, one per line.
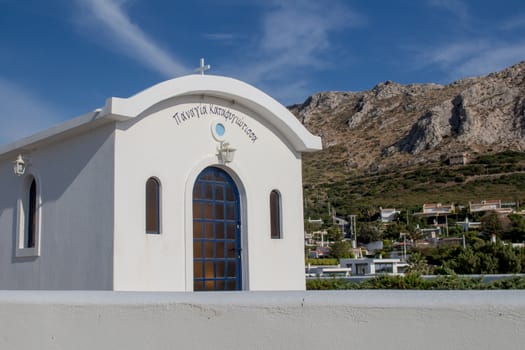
left=1, top=290, right=524, bottom=349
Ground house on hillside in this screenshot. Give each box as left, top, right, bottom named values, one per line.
left=414, top=203, right=455, bottom=236
left=380, top=207, right=400, bottom=223
left=420, top=203, right=455, bottom=215
left=0, top=73, right=322, bottom=291
left=469, top=200, right=513, bottom=215
left=448, top=152, right=469, bottom=165
left=419, top=227, right=441, bottom=240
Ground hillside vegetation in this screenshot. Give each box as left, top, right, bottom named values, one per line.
left=303, top=150, right=525, bottom=219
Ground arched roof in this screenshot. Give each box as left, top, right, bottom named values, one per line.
left=0, top=75, right=321, bottom=158
left=102, top=75, right=322, bottom=152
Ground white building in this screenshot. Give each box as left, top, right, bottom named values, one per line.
left=469, top=199, right=513, bottom=215
left=380, top=207, right=400, bottom=223
left=0, top=74, right=321, bottom=291
left=339, top=258, right=407, bottom=275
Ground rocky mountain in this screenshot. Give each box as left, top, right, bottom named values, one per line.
left=290, top=60, right=525, bottom=182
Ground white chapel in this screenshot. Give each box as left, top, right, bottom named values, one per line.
left=0, top=73, right=321, bottom=291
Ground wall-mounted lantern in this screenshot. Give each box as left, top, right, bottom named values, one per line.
left=13, top=154, right=26, bottom=176
left=217, top=142, right=236, bottom=163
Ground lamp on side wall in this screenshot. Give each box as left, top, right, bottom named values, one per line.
left=217, top=142, right=236, bottom=163
left=13, top=154, right=26, bottom=176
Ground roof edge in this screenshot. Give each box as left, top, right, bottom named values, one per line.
left=0, top=74, right=322, bottom=157
left=104, top=74, right=322, bottom=152
left=0, top=109, right=121, bottom=158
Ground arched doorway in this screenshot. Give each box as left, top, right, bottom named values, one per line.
left=192, top=167, right=242, bottom=291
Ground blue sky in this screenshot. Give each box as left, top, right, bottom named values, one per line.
left=1, top=0, right=524, bottom=146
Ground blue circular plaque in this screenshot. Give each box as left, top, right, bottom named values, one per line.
left=215, top=123, right=225, bottom=137
left=211, top=121, right=226, bottom=141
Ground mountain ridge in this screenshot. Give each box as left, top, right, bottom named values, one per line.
left=290, top=60, right=525, bottom=183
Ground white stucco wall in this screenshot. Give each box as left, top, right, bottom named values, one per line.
left=0, top=125, right=115, bottom=289
left=112, top=94, right=306, bottom=291
left=0, top=74, right=319, bottom=292
left=0, top=290, right=523, bottom=350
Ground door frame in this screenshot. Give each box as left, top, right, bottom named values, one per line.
left=184, top=157, right=248, bottom=291
left=192, top=166, right=241, bottom=290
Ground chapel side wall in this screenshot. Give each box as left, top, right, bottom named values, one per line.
left=112, top=96, right=306, bottom=291
left=0, top=125, right=115, bottom=290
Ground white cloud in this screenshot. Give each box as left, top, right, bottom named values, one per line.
left=454, top=43, right=525, bottom=77
left=75, top=0, right=189, bottom=77
left=416, top=39, right=525, bottom=81
left=428, top=0, right=470, bottom=26
left=261, top=1, right=362, bottom=70
left=230, top=0, right=365, bottom=103
left=416, top=2, right=525, bottom=82
left=0, top=78, right=66, bottom=146
left=418, top=40, right=490, bottom=69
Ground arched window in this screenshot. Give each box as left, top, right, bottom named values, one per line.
left=145, top=177, right=161, bottom=234
left=16, top=174, right=40, bottom=257
left=270, top=190, right=282, bottom=239
left=26, top=179, right=37, bottom=248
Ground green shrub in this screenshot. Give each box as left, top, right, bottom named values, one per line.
left=306, top=258, right=339, bottom=266
left=360, top=273, right=430, bottom=289
left=306, top=278, right=357, bottom=290
left=428, top=275, right=483, bottom=290
left=485, top=276, right=525, bottom=289
left=305, top=275, right=525, bottom=290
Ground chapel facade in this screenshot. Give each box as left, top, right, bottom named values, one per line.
left=0, top=74, right=321, bottom=291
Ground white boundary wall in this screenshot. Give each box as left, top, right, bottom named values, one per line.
left=1, top=290, right=524, bottom=349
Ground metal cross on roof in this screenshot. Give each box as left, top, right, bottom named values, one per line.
left=195, top=58, right=211, bottom=75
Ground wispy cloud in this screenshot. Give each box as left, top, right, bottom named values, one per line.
left=75, top=0, right=189, bottom=77
left=428, top=0, right=472, bottom=29
left=453, top=42, right=525, bottom=77
left=428, top=0, right=471, bottom=26
left=0, top=78, right=66, bottom=146
left=418, top=40, right=491, bottom=69
left=414, top=2, right=525, bottom=82
left=415, top=39, right=525, bottom=81
left=501, top=14, right=525, bottom=30
left=204, top=33, right=236, bottom=41
left=230, top=0, right=365, bottom=103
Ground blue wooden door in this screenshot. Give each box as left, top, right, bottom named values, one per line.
left=193, top=167, right=242, bottom=291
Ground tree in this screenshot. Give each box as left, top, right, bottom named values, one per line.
left=443, top=242, right=522, bottom=274
left=329, top=239, right=353, bottom=259
left=383, top=221, right=407, bottom=240
left=358, top=222, right=381, bottom=244
left=303, top=219, right=316, bottom=234
left=451, top=247, right=480, bottom=274
left=408, top=227, right=423, bottom=244
left=481, top=211, right=502, bottom=240
left=503, top=214, right=525, bottom=242
left=490, top=242, right=522, bottom=273
left=326, top=225, right=342, bottom=242
left=327, top=225, right=354, bottom=259
left=406, top=252, right=430, bottom=274
left=357, top=205, right=378, bottom=222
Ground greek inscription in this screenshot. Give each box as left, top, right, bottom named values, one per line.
left=172, top=103, right=258, bottom=143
